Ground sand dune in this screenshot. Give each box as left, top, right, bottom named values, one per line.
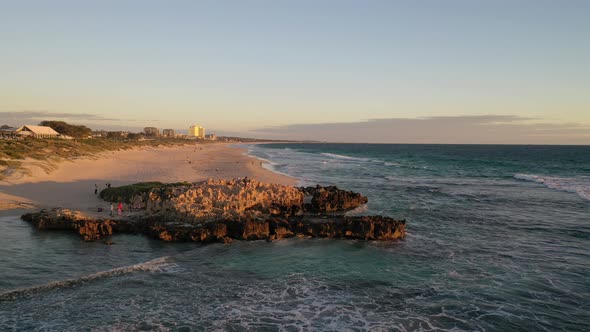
left=0, top=143, right=295, bottom=215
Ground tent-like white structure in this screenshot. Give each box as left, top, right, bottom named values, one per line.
left=16, top=125, right=60, bottom=138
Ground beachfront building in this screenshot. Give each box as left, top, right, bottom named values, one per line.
left=144, top=127, right=160, bottom=137
left=162, top=129, right=176, bottom=137
left=205, top=134, right=217, bottom=141
left=16, top=125, right=60, bottom=139
left=188, top=125, right=205, bottom=138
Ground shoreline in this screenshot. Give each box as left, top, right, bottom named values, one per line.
left=235, top=143, right=301, bottom=186
left=0, top=143, right=296, bottom=217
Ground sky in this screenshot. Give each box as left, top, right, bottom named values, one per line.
left=1, top=0, right=589, bottom=144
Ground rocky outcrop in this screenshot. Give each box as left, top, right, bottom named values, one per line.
left=22, top=180, right=406, bottom=244
left=104, top=179, right=369, bottom=220
left=141, top=179, right=305, bottom=223
left=22, top=209, right=406, bottom=243
left=300, top=185, right=369, bottom=212
left=22, top=209, right=114, bottom=241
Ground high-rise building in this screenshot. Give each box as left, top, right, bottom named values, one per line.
left=188, top=125, right=205, bottom=138
left=144, top=127, right=160, bottom=137
left=162, top=129, right=175, bottom=137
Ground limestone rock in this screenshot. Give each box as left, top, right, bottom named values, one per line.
left=300, top=185, right=368, bottom=212
left=22, top=208, right=114, bottom=241
left=21, top=180, right=406, bottom=243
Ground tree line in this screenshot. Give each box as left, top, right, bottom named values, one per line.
left=39, top=121, right=92, bottom=138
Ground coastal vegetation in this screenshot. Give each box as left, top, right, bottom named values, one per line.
left=99, top=181, right=191, bottom=203
left=38, top=121, right=92, bottom=138
left=0, top=137, right=190, bottom=180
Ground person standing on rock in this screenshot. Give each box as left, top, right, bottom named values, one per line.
left=117, top=202, right=123, bottom=216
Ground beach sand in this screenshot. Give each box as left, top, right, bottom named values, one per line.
left=0, top=143, right=295, bottom=216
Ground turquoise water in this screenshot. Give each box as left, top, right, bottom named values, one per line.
left=1, top=144, right=589, bottom=331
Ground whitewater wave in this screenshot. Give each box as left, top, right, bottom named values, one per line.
left=344, top=204, right=370, bottom=216
left=514, top=174, right=590, bottom=201
left=320, top=152, right=370, bottom=162
left=0, top=256, right=177, bottom=301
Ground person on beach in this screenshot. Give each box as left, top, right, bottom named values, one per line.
left=94, top=184, right=98, bottom=195
left=117, top=202, right=123, bottom=216
left=110, top=203, right=114, bottom=216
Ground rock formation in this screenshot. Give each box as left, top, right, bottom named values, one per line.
left=22, top=179, right=406, bottom=244
left=141, top=179, right=305, bottom=223
left=22, top=208, right=114, bottom=241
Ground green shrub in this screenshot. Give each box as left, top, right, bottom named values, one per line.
left=99, top=182, right=165, bottom=203
left=99, top=181, right=193, bottom=203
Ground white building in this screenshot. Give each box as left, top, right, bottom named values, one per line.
left=16, top=125, right=60, bottom=139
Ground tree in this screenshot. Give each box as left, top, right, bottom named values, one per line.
left=39, top=121, right=92, bottom=138
left=107, top=131, right=123, bottom=139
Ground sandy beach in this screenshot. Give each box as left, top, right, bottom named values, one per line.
left=0, top=143, right=295, bottom=216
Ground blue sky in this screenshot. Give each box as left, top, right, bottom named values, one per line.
left=1, top=0, right=589, bottom=143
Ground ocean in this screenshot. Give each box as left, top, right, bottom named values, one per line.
left=1, top=144, right=589, bottom=331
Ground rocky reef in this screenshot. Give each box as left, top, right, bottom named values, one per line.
left=22, top=179, right=405, bottom=244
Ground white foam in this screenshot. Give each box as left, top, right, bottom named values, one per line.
left=514, top=173, right=590, bottom=201
left=320, top=152, right=370, bottom=162
left=242, top=146, right=300, bottom=183
left=344, top=204, right=369, bottom=216
left=0, top=256, right=177, bottom=301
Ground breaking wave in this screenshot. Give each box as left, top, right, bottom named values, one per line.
left=514, top=174, right=590, bottom=201
left=0, top=256, right=177, bottom=302
left=320, top=152, right=370, bottom=162
left=344, top=204, right=370, bottom=216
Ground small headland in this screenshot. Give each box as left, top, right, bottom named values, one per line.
left=21, top=179, right=406, bottom=244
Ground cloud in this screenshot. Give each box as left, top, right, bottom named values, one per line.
left=251, top=115, right=590, bottom=145
left=0, top=110, right=123, bottom=123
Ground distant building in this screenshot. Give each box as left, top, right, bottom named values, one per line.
left=16, top=125, right=60, bottom=139
left=162, top=129, right=176, bottom=137
left=92, top=130, right=108, bottom=138
left=0, top=126, right=17, bottom=139
left=144, top=127, right=160, bottom=137
left=188, top=125, right=205, bottom=138
left=204, top=134, right=217, bottom=141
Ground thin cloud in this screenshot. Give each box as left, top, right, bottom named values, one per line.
left=0, top=111, right=122, bottom=122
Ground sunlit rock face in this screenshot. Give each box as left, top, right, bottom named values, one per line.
left=144, top=179, right=305, bottom=223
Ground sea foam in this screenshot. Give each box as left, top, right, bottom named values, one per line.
left=514, top=174, right=590, bottom=201
left=320, top=152, right=370, bottom=162
left=0, top=256, right=177, bottom=301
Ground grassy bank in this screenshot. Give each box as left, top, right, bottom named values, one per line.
left=0, top=138, right=193, bottom=180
